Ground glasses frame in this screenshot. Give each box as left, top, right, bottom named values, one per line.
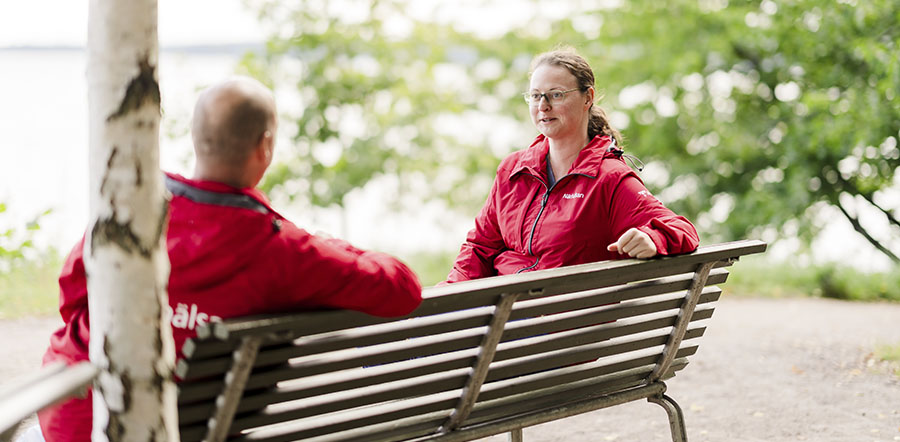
left=523, top=88, right=583, bottom=105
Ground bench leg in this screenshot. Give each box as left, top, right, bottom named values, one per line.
left=508, top=427, right=523, bottom=442
left=648, top=394, right=687, bottom=442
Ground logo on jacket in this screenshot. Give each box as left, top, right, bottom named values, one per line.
left=165, top=303, right=222, bottom=330
left=638, top=190, right=660, bottom=201
left=563, top=192, right=585, bottom=199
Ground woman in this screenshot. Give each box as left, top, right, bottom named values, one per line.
left=445, top=47, right=699, bottom=283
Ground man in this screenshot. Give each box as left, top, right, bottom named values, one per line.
left=37, top=77, right=423, bottom=441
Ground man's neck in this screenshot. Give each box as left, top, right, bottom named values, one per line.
left=193, top=164, right=254, bottom=189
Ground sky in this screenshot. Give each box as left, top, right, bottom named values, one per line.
left=0, top=0, right=267, bottom=48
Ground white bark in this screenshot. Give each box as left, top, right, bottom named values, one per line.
left=86, top=0, right=178, bottom=440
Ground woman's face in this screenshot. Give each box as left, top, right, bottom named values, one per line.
left=528, top=64, right=593, bottom=141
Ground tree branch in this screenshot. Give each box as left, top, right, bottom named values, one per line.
left=834, top=200, right=900, bottom=263
left=836, top=176, right=900, bottom=231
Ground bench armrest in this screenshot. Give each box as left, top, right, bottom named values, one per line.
left=0, top=361, right=99, bottom=439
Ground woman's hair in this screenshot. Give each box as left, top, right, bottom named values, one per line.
left=530, top=46, right=622, bottom=145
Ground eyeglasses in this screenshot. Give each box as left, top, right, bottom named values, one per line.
left=522, top=88, right=582, bottom=105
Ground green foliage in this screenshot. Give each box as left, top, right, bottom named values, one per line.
left=816, top=264, right=900, bottom=302
left=724, top=255, right=900, bottom=302
left=0, top=203, right=51, bottom=271
left=721, top=255, right=822, bottom=298
left=402, top=250, right=456, bottom=287
left=247, top=0, right=900, bottom=262
left=243, top=0, right=534, bottom=214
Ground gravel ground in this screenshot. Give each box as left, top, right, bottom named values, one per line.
left=3, top=297, right=900, bottom=441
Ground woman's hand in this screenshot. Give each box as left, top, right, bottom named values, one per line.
left=607, top=228, right=657, bottom=259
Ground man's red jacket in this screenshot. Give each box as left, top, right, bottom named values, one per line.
left=447, top=134, right=699, bottom=282
left=39, top=173, right=422, bottom=442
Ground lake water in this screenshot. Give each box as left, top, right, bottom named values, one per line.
left=0, top=47, right=471, bottom=260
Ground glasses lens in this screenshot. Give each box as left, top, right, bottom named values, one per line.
left=550, top=91, right=565, bottom=101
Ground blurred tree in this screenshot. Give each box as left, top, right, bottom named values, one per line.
left=0, top=203, right=49, bottom=271
left=242, top=0, right=531, bottom=221
left=584, top=0, right=900, bottom=262
left=247, top=0, right=899, bottom=262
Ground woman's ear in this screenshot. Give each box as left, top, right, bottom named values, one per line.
left=585, top=86, right=595, bottom=108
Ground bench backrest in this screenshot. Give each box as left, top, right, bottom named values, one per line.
left=176, top=239, right=766, bottom=442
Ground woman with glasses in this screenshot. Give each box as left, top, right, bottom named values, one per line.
left=444, top=47, right=699, bottom=283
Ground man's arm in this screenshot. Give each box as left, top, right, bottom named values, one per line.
left=271, top=224, right=422, bottom=316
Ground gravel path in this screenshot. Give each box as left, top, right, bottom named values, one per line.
left=3, top=297, right=900, bottom=441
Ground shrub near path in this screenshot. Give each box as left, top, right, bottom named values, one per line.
left=2, top=297, right=900, bottom=442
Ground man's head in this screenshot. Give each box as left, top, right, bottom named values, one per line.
left=191, top=76, right=277, bottom=188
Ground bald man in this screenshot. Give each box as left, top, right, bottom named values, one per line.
left=37, top=77, right=423, bottom=442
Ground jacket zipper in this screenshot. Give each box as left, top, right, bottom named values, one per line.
left=516, top=187, right=550, bottom=273
left=516, top=172, right=593, bottom=274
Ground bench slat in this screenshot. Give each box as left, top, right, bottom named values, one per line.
left=174, top=240, right=766, bottom=441
left=178, top=283, right=721, bottom=382
left=205, top=240, right=762, bottom=341
left=463, top=359, right=689, bottom=429
left=476, top=345, right=698, bottom=404
left=181, top=268, right=728, bottom=363
left=0, top=362, right=99, bottom=436
left=217, top=348, right=696, bottom=442
left=181, top=322, right=705, bottom=427
left=179, top=303, right=714, bottom=417
left=177, top=287, right=719, bottom=409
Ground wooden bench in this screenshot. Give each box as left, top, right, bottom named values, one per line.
left=0, top=361, right=99, bottom=442
left=176, top=239, right=766, bottom=442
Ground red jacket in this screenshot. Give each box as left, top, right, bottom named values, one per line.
left=39, top=173, right=422, bottom=442
left=447, top=135, right=699, bottom=282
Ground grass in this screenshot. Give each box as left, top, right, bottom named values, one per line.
left=0, top=253, right=62, bottom=319
left=2, top=249, right=898, bottom=320
left=873, top=343, right=900, bottom=377
left=724, top=254, right=900, bottom=302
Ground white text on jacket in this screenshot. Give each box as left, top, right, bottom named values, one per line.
left=164, top=303, right=222, bottom=330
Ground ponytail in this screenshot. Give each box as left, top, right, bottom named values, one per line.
left=588, top=104, right=622, bottom=145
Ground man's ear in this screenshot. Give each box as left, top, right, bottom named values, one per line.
left=252, top=131, right=267, bottom=155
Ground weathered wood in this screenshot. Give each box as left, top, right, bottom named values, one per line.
left=443, top=291, right=524, bottom=432
left=649, top=261, right=715, bottom=382
left=204, top=337, right=262, bottom=442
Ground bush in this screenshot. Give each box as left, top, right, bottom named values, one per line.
left=816, top=265, right=900, bottom=302
left=724, top=255, right=900, bottom=303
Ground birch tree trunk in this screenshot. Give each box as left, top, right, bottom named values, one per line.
left=85, top=0, right=178, bottom=440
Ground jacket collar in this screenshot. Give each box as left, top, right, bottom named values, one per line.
left=164, top=172, right=279, bottom=215
left=509, top=134, right=617, bottom=180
